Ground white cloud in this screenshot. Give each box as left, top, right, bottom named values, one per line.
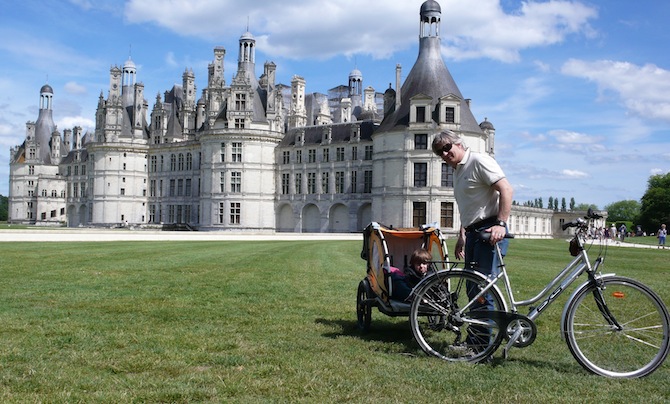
left=441, top=0, right=597, bottom=62
left=548, top=129, right=602, bottom=145
left=561, top=59, right=670, bottom=122
left=650, top=168, right=670, bottom=176
left=561, top=169, right=589, bottom=178
left=64, top=81, right=87, bottom=95
left=123, top=0, right=597, bottom=63
left=57, top=116, right=95, bottom=132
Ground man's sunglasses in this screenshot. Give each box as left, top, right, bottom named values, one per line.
left=436, top=143, right=453, bottom=155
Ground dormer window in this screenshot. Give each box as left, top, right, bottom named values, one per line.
left=409, top=94, right=432, bottom=124
left=416, top=106, right=426, bottom=123
left=235, top=93, right=246, bottom=110
left=438, top=95, right=461, bottom=125
left=445, top=107, right=455, bottom=123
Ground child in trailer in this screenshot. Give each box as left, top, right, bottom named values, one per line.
left=390, top=248, right=433, bottom=301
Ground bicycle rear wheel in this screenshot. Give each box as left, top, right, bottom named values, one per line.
left=563, top=276, right=670, bottom=378
left=410, top=270, right=505, bottom=363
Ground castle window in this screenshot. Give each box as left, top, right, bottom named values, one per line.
left=335, top=171, right=345, bottom=194
left=235, top=93, right=246, bottom=110
left=445, top=107, right=455, bottom=123
left=230, top=202, right=241, bottom=225
left=231, top=142, right=242, bottom=163
left=296, top=150, right=302, bottom=164
left=413, top=202, right=427, bottom=227
left=414, top=163, right=427, bottom=187
left=282, top=151, right=290, bottom=164
left=416, top=106, right=426, bottom=123
left=323, top=148, right=330, bottom=162
left=441, top=163, right=454, bottom=187
left=230, top=171, right=241, bottom=193
left=336, top=147, right=345, bottom=161
left=232, top=142, right=242, bottom=162
left=441, top=202, right=454, bottom=228
left=415, top=134, right=428, bottom=150
left=307, top=172, right=316, bottom=193
left=282, top=173, right=290, bottom=194
left=321, top=172, right=329, bottom=194
left=295, top=173, right=302, bottom=193
left=308, top=149, right=316, bottom=163
left=178, top=153, right=184, bottom=170
left=364, top=145, right=373, bottom=160
left=363, top=170, right=372, bottom=193
left=186, top=153, right=193, bottom=170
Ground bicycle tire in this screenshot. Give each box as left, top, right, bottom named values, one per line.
left=563, top=275, right=670, bottom=378
left=410, top=270, right=506, bottom=363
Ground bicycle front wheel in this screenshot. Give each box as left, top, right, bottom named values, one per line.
left=410, top=270, right=505, bottom=363
left=563, top=276, right=670, bottom=378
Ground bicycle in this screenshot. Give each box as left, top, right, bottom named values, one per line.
left=409, top=209, right=670, bottom=378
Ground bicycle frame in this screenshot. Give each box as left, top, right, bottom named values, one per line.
left=453, top=228, right=606, bottom=324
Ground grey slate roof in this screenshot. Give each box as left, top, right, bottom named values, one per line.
left=376, top=35, right=483, bottom=135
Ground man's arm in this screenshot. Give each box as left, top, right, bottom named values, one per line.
left=488, top=177, right=513, bottom=243
left=492, top=177, right=513, bottom=223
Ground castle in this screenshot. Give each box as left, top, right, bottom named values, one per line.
left=9, top=1, right=562, bottom=236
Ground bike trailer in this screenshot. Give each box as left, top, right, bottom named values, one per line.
left=360, top=222, right=449, bottom=306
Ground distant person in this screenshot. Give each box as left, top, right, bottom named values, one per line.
left=658, top=224, right=667, bottom=249
left=610, top=223, right=617, bottom=242
left=390, top=248, right=433, bottom=301
left=619, top=224, right=627, bottom=242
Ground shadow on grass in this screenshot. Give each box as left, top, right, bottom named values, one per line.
left=316, top=317, right=587, bottom=373
left=316, top=317, right=416, bottom=348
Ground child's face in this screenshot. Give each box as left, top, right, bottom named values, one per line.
left=414, top=261, right=429, bottom=275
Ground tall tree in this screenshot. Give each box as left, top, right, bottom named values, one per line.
left=0, top=195, right=7, bottom=221
left=570, top=197, right=575, bottom=211
left=604, top=200, right=640, bottom=223
left=561, top=197, right=567, bottom=212
left=638, top=173, right=670, bottom=233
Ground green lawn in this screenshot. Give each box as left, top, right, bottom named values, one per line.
left=0, top=238, right=668, bottom=402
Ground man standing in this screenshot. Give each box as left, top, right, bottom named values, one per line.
left=432, top=130, right=513, bottom=355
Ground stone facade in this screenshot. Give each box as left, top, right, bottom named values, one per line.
left=8, top=1, right=571, bottom=236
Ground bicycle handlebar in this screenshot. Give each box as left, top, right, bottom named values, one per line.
left=478, top=231, right=515, bottom=241
left=561, top=208, right=603, bottom=231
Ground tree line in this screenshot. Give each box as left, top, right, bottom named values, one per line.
left=516, top=172, right=670, bottom=235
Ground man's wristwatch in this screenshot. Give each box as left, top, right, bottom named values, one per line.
left=495, top=219, right=507, bottom=227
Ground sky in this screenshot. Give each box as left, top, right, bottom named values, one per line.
left=1, top=0, right=669, bottom=210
